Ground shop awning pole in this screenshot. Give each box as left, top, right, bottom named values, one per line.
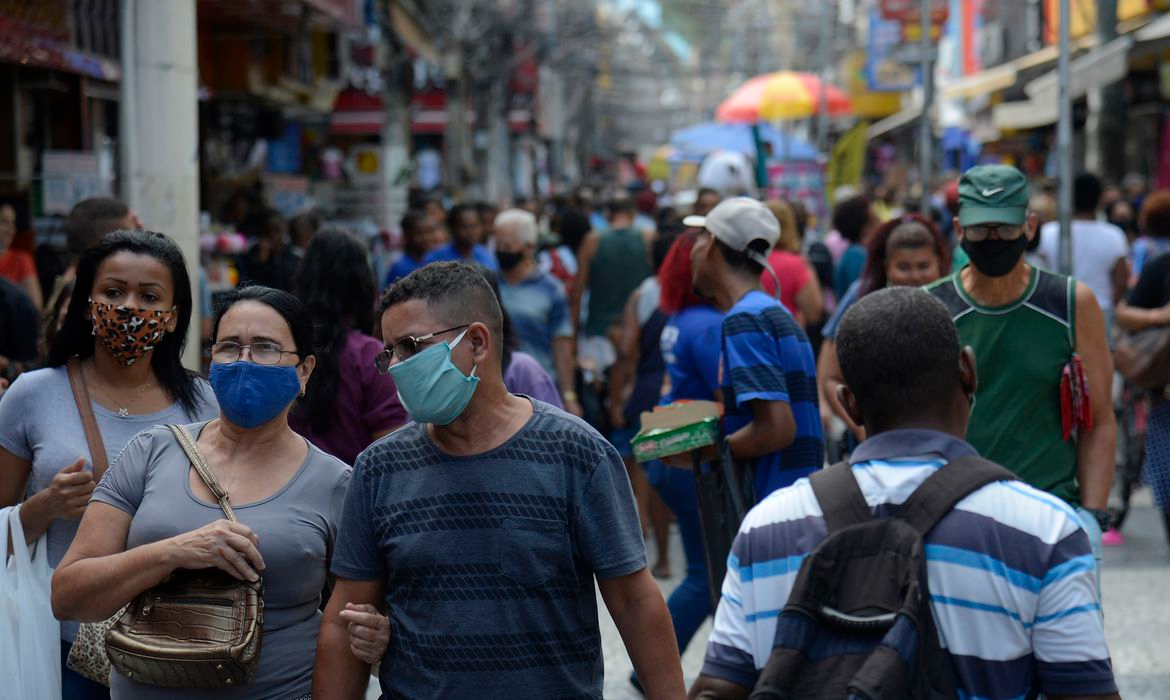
left=816, top=2, right=830, bottom=154
left=1057, top=0, right=1073, bottom=275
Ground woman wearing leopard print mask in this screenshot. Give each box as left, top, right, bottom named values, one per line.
left=0, top=229, right=218, bottom=698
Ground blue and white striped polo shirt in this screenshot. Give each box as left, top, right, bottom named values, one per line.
left=701, top=429, right=1117, bottom=699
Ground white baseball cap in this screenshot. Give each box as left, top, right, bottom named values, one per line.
left=683, top=197, right=780, bottom=268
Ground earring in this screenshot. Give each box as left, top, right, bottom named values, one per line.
left=968, top=393, right=977, bottom=410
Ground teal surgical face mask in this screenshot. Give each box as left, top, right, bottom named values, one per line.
left=387, top=329, right=480, bottom=425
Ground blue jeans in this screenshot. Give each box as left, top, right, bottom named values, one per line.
left=61, top=640, right=110, bottom=699
left=649, top=462, right=713, bottom=654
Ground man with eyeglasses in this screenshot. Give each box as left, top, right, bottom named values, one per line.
left=313, top=262, right=686, bottom=700
left=927, top=165, right=1116, bottom=575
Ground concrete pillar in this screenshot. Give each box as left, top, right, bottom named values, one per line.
left=120, top=0, right=201, bottom=370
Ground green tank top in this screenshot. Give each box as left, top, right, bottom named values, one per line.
left=584, top=227, right=652, bottom=337
left=928, top=267, right=1080, bottom=504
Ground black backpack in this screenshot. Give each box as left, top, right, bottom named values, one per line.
left=749, top=457, right=1016, bottom=700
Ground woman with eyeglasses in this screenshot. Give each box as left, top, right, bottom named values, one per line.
left=53, top=286, right=389, bottom=699
left=289, top=228, right=405, bottom=465
left=0, top=229, right=219, bottom=699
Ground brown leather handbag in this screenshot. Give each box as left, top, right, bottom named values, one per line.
left=103, top=424, right=264, bottom=688
left=1114, top=326, right=1170, bottom=390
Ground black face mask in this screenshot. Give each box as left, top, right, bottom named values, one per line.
left=961, top=235, right=1029, bottom=278
left=496, top=250, right=525, bottom=271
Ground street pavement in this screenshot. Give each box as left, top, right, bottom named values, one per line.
left=363, top=492, right=1169, bottom=699
left=599, top=489, right=1170, bottom=700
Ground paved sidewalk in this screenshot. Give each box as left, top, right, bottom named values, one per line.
left=598, top=492, right=1170, bottom=700
left=361, top=493, right=1167, bottom=699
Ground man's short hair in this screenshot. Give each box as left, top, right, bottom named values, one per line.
left=832, top=195, right=873, bottom=243
left=381, top=262, right=504, bottom=359
left=608, top=196, right=637, bottom=217
left=65, top=198, right=130, bottom=257
left=836, top=287, right=961, bottom=426
left=494, top=209, right=538, bottom=246
left=1074, top=172, right=1104, bottom=213
left=400, top=209, right=429, bottom=235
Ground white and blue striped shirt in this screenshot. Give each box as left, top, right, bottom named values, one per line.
left=701, top=429, right=1117, bottom=698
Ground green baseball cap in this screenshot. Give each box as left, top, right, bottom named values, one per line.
left=958, top=165, right=1030, bottom=227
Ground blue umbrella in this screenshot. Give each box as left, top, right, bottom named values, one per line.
left=670, top=122, right=818, bottom=163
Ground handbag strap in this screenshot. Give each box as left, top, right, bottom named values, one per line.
left=66, top=357, right=109, bottom=483
left=167, top=424, right=238, bottom=522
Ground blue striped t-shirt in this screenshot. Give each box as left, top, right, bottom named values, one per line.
left=720, top=290, right=823, bottom=499
left=700, top=429, right=1117, bottom=699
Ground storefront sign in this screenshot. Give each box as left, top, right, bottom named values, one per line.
left=41, top=150, right=110, bottom=215
left=867, top=9, right=919, bottom=92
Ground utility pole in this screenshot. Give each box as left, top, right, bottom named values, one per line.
left=379, top=0, right=411, bottom=234
left=816, top=1, right=831, bottom=154
left=918, top=0, right=934, bottom=215
left=1057, top=0, right=1073, bottom=274
left=120, top=0, right=200, bottom=370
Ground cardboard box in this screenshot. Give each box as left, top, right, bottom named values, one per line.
left=630, top=401, right=721, bottom=463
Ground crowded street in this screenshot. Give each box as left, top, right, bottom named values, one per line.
left=5, top=1, right=1170, bottom=700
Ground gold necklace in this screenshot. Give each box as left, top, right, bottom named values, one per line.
left=89, top=368, right=155, bottom=418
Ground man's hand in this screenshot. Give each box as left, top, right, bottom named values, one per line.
left=340, top=602, right=390, bottom=665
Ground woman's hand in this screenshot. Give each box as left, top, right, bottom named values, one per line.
left=167, top=519, right=266, bottom=582
left=42, top=458, right=95, bottom=520
left=340, top=602, right=390, bottom=665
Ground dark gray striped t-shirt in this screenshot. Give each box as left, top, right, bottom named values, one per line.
left=332, top=399, right=647, bottom=699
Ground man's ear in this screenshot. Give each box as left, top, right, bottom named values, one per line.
left=959, top=346, right=978, bottom=398
left=836, top=384, right=865, bottom=430
left=467, top=322, right=492, bottom=363
left=1024, top=211, right=1039, bottom=242
left=953, top=217, right=963, bottom=242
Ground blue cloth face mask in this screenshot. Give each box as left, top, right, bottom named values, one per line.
left=209, top=361, right=302, bottom=429
left=387, top=329, right=480, bottom=425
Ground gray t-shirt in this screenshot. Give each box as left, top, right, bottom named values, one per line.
left=0, top=366, right=218, bottom=641
left=92, top=422, right=350, bottom=700
left=332, top=399, right=647, bottom=699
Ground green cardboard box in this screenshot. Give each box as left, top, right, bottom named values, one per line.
left=630, top=401, right=721, bottom=463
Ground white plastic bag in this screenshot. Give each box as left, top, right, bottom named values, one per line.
left=0, top=505, right=62, bottom=700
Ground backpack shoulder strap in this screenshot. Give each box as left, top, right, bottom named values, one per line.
left=809, top=462, right=872, bottom=534
left=896, top=455, right=1016, bottom=536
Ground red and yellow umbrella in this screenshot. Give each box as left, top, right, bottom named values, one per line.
left=716, top=71, right=853, bottom=123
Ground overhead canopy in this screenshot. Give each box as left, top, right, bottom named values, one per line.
left=1025, top=35, right=1134, bottom=101
left=993, top=97, right=1059, bottom=131
left=670, top=122, right=818, bottom=162
left=866, top=95, right=923, bottom=140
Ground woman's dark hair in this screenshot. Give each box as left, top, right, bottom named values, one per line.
left=212, top=285, right=315, bottom=362
left=49, top=229, right=203, bottom=415
left=832, top=195, right=873, bottom=243
left=652, top=224, right=685, bottom=273
left=292, top=228, right=375, bottom=433
left=559, top=209, right=591, bottom=254
left=858, top=214, right=950, bottom=295
left=40, top=277, right=74, bottom=360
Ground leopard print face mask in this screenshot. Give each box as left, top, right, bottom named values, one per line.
left=89, top=298, right=176, bottom=366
